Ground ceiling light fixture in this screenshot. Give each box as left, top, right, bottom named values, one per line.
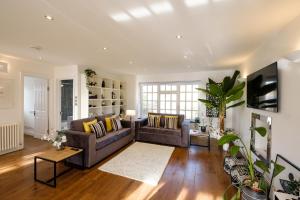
left=44, top=15, right=54, bottom=21
left=150, top=2, right=173, bottom=14
left=111, top=13, right=131, bottom=22
left=129, top=7, right=151, bottom=18
left=184, top=0, right=209, bottom=7
left=176, top=35, right=183, bottom=39
left=184, top=55, right=188, bottom=59
left=103, top=47, right=107, bottom=50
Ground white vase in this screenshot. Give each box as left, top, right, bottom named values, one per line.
left=223, top=143, right=229, bottom=151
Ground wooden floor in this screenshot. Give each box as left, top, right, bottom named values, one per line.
left=0, top=135, right=232, bottom=200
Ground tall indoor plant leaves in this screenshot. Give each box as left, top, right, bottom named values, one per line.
left=197, top=70, right=245, bottom=134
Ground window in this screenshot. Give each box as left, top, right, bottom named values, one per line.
left=141, top=84, right=158, bottom=114
left=140, top=82, right=204, bottom=119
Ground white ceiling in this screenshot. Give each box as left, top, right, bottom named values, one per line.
left=1, top=0, right=300, bottom=75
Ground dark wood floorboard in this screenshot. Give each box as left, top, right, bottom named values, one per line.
left=0, top=135, right=232, bottom=200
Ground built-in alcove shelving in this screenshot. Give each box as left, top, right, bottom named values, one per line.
left=81, top=73, right=126, bottom=118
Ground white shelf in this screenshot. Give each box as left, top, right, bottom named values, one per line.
left=89, top=107, right=101, bottom=109
left=82, top=70, right=127, bottom=117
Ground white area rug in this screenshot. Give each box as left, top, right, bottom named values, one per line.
left=99, top=142, right=174, bottom=186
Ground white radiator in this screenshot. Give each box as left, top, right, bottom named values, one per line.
left=0, top=123, right=22, bottom=155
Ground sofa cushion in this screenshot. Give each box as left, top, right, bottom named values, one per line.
left=148, top=113, right=184, bottom=128
left=139, top=126, right=181, bottom=137
left=95, top=128, right=131, bottom=150
left=70, top=117, right=96, bottom=132
left=96, top=114, right=113, bottom=130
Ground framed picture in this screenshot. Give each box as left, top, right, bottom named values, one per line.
left=269, top=154, right=300, bottom=199
left=0, top=78, right=14, bottom=108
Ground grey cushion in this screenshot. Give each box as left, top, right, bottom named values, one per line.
left=70, top=117, right=96, bottom=132
left=95, top=128, right=131, bottom=150
left=139, top=126, right=181, bottom=137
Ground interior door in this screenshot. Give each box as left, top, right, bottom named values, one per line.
left=33, top=78, right=48, bottom=138
left=60, top=80, right=74, bottom=130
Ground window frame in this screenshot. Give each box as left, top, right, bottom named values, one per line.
left=139, top=81, right=204, bottom=119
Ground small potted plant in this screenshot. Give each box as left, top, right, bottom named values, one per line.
left=218, top=127, right=285, bottom=200
left=42, top=131, right=67, bottom=150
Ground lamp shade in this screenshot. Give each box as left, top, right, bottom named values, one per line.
left=126, top=110, right=136, bottom=116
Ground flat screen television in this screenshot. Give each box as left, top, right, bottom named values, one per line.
left=247, top=62, right=279, bottom=112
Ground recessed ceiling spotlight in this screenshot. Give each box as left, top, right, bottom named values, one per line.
left=150, top=2, right=173, bottom=14
left=103, top=47, right=107, bottom=50
left=176, top=35, right=183, bottom=39
left=129, top=7, right=151, bottom=18
left=111, top=13, right=131, bottom=22
left=184, top=0, right=209, bottom=7
left=184, top=55, right=188, bottom=59
left=44, top=15, right=54, bottom=21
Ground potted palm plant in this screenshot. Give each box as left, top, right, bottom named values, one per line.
left=218, top=127, right=285, bottom=200
left=197, top=71, right=245, bottom=137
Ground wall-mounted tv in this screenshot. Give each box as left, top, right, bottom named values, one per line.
left=247, top=62, right=279, bottom=112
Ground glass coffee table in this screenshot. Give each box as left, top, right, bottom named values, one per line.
left=189, top=129, right=211, bottom=151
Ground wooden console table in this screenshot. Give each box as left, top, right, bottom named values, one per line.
left=34, top=146, right=84, bottom=187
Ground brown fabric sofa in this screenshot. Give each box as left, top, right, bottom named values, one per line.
left=63, top=114, right=134, bottom=168
left=136, top=113, right=190, bottom=147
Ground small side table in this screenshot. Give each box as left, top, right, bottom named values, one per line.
left=34, top=146, right=84, bottom=187
left=189, top=129, right=211, bottom=151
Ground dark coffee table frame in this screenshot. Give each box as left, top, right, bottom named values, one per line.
left=34, top=149, right=84, bottom=188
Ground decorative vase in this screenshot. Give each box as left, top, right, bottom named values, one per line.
left=241, top=186, right=266, bottom=200
left=200, top=126, right=206, bottom=132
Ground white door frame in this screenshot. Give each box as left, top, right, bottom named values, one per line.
left=56, top=78, right=75, bottom=130
left=21, top=72, right=50, bottom=138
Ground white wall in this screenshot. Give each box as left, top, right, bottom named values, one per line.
left=234, top=14, right=300, bottom=167
left=0, top=54, right=55, bottom=148
left=136, top=69, right=236, bottom=128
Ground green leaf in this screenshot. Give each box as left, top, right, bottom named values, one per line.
left=196, top=88, right=215, bottom=97
left=254, top=127, right=267, bottom=137
left=226, top=101, right=245, bottom=109
left=218, top=134, right=239, bottom=145
left=226, top=90, right=244, bottom=104
left=228, top=70, right=241, bottom=89
left=222, top=76, right=232, bottom=92
left=209, top=83, right=223, bottom=97
left=198, top=99, right=217, bottom=108
left=273, top=163, right=285, bottom=178
left=208, top=78, right=217, bottom=85
left=255, top=160, right=270, bottom=173
left=229, top=145, right=240, bottom=157
left=226, top=82, right=245, bottom=97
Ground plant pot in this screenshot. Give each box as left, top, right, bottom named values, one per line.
left=200, top=126, right=206, bottom=132
left=223, top=143, right=229, bottom=151
left=241, top=186, right=266, bottom=200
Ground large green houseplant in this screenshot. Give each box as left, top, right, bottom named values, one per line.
left=218, top=128, right=285, bottom=200
left=197, top=71, right=245, bottom=135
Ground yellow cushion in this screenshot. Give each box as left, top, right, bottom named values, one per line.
left=105, top=117, right=113, bottom=132
left=83, top=119, right=97, bottom=133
